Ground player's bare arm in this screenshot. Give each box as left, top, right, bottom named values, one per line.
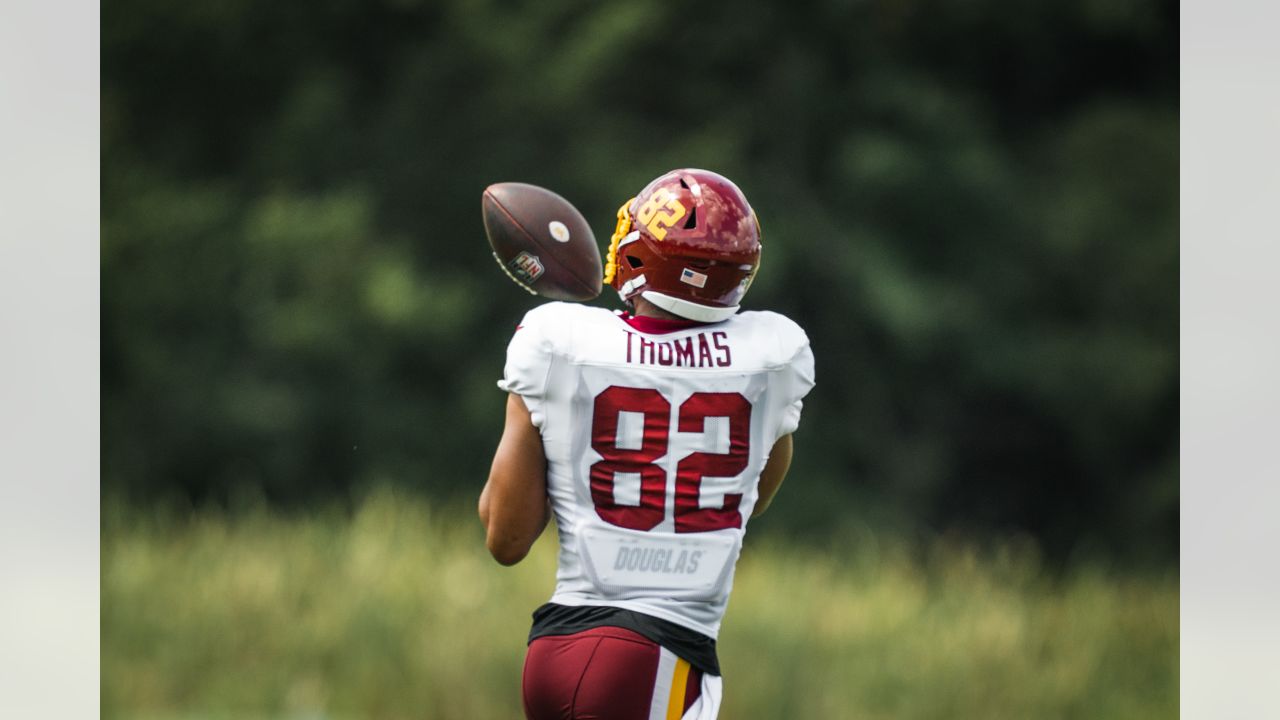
left=479, top=392, right=551, bottom=565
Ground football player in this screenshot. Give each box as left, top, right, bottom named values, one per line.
left=480, top=169, right=815, bottom=720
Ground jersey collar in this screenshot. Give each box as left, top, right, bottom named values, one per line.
left=616, top=311, right=709, bottom=334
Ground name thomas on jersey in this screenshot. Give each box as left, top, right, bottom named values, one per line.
left=625, top=330, right=732, bottom=368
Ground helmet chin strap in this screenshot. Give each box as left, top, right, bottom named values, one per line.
left=641, top=290, right=739, bottom=323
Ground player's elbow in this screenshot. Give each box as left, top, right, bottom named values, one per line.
left=488, top=544, right=529, bottom=566
left=486, top=532, right=531, bottom=566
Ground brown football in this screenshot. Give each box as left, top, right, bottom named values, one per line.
left=482, top=183, right=603, bottom=301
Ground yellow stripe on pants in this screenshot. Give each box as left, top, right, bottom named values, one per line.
left=665, top=657, right=690, bottom=720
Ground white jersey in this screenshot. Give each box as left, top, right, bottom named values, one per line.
left=498, top=302, right=815, bottom=639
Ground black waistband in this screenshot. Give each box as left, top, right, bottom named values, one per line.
left=527, top=602, right=720, bottom=676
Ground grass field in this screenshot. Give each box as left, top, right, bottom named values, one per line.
left=103, top=489, right=1177, bottom=719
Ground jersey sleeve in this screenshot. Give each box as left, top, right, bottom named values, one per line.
left=496, top=305, right=559, bottom=428
left=773, top=318, right=816, bottom=439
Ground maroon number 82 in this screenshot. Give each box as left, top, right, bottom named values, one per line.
left=589, top=385, right=751, bottom=533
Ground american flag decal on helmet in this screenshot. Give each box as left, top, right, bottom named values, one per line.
left=680, top=267, right=708, bottom=288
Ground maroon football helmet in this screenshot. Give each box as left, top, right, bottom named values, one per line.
left=603, top=169, right=762, bottom=322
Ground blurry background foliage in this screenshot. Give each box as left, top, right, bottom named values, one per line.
left=103, top=0, right=1177, bottom=564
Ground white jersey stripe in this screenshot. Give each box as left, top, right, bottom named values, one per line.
left=648, top=647, right=678, bottom=720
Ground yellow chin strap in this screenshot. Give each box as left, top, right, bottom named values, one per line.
left=602, top=197, right=636, bottom=286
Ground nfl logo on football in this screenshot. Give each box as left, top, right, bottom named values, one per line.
left=508, top=251, right=545, bottom=284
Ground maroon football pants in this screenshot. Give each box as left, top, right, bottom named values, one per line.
left=522, top=626, right=703, bottom=720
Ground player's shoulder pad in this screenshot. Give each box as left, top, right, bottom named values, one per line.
left=515, top=301, right=613, bottom=347
left=518, top=301, right=604, bottom=327
left=736, top=310, right=811, bottom=363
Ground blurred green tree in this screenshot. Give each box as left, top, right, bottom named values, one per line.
left=102, top=0, right=1178, bottom=562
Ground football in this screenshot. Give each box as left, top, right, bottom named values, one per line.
left=482, top=183, right=603, bottom=301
